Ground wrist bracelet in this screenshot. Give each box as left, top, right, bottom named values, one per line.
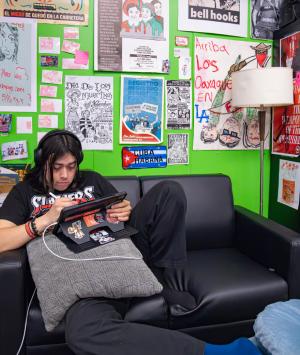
left=30, top=217, right=40, bottom=237
left=25, top=221, right=35, bottom=240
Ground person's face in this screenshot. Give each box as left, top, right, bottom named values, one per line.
left=0, top=24, right=16, bottom=60
left=142, top=7, right=152, bottom=21
left=128, top=6, right=140, bottom=20
left=49, top=153, right=77, bottom=191
left=154, top=2, right=161, bottom=15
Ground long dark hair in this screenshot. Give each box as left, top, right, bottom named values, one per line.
left=25, top=132, right=83, bottom=193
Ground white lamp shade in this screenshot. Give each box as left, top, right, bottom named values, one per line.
left=231, top=67, right=294, bottom=108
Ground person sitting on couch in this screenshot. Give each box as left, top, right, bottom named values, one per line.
left=0, top=129, right=261, bottom=355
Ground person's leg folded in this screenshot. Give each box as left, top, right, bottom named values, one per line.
left=65, top=297, right=205, bottom=355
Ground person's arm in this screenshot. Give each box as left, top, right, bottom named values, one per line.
left=0, top=197, right=78, bottom=253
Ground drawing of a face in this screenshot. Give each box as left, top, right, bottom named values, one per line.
left=219, top=117, right=241, bottom=148
left=128, top=6, right=140, bottom=21
left=142, top=7, right=152, bottom=22
left=0, top=23, right=18, bottom=62
left=246, top=119, right=260, bottom=147
left=201, top=125, right=218, bottom=143
left=153, top=2, right=162, bottom=16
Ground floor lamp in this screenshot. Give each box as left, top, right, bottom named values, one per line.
left=231, top=67, right=293, bottom=215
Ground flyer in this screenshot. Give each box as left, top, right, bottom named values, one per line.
left=120, top=76, right=164, bottom=144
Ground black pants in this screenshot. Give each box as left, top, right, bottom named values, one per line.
left=65, top=181, right=205, bottom=355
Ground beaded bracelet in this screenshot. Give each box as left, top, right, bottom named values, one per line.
left=30, top=217, right=40, bottom=237
left=25, top=221, right=35, bottom=240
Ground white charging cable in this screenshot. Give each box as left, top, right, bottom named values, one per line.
left=16, top=287, right=37, bottom=355
left=42, top=222, right=142, bottom=262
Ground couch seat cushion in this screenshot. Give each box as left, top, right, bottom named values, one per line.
left=170, top=248, right=288, bottom=330
left=26, top=294, right=167, bottom=346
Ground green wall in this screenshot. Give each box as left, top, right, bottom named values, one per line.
left=0, top=1, right=272, bottom=216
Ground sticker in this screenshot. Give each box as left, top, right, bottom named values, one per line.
left=40, top=55, right=58, bottom=67
left=67, top=220, right=85, bottom=239
left=39, top=37, right=60, bottom=54
left=122, top=146, right=167, bottom=169
left=0, top=114, right=12, bottom=134
left=64, top=27, right=79, bottom=39
left=175, top=36, right=189, bottom=47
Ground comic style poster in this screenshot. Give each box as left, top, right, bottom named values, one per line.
left=0, top=0, right=89, bottom=25
left=167, top=133, right=189, bottom=165
left=166, top=80, right=192, bottom=130
left=178, top=0, right=248, bottom=37
left=65, top=76, right=113, bottom=150
left=120, top=76, right=164, bottom=144
left=193, top=37, right=272, bottom=150
left=94, top=0, right=169, bottom=73
left=0, top=17, right=36, bottom=112
left=277, top=159, right=300, bottom=209
left=272, top=32, right=300, bottom=156
left=251, top=0, right=283, bottom=40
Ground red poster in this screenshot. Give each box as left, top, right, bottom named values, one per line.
left=272, top=100, right=300, bottom=157
left=272, top=32, right=300, bottom=156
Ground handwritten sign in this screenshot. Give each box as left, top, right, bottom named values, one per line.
left=0, top=18, right=37, bottom=112
left=193, top=37, right=271, bottom=151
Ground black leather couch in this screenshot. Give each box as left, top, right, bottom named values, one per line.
left=1, top=174, right=300, bottom=355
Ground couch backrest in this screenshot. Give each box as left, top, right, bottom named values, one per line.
left=140, top=175, right=235, bottom=250
left=107, top=176, right=141, bottom=208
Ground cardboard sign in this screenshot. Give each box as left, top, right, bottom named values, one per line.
left=122, top=146, right=167, bottom=169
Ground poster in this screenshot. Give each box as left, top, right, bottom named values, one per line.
left=193, top=37, right=272, bottom=150
left=272, top=32, right=300, bottom=157
left=94, top=0, right=169, bottom=73
left=0, top=17, right=36, bottom=112
left=167, top=133, right=189, bottom=165
left=251, top=0, right=283, bottom=40
left=1, top=140, right=28, bottom=161
left=277, top=159, right=300, bottom=209
left=0, top=0, right=89, bottom=25
left=120, top=76, right=164, bottom=144
left=166, top=80, right=192, bottom=129
left=178, top=0, right=248, bottom=38
left=65, top=76, right=113, bottom=150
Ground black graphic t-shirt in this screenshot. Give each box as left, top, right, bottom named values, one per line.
left=0, top=171, right=117, bottom=226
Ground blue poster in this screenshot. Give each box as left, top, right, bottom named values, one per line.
left=120, top=76, right=164, bottom=144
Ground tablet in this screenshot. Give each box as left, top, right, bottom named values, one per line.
left=58, top=191, right=127, bottom=223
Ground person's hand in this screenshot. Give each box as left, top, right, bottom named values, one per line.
left=43, top=198, right=78, bottom=225
left=106, top=199, right=132, bottom=223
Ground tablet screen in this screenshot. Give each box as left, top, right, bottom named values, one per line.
left=59, top=191, right=127, bottom=223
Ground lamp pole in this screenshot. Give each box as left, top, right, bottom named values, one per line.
left=258, top=106, right=266, bottom=216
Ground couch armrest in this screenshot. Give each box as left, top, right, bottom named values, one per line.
left=235, top=206, right=300, bottom=298
left=0, top=247, right=33, bottom=355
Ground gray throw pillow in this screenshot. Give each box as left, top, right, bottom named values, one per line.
left=26, top=234, right=163, bottom=332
